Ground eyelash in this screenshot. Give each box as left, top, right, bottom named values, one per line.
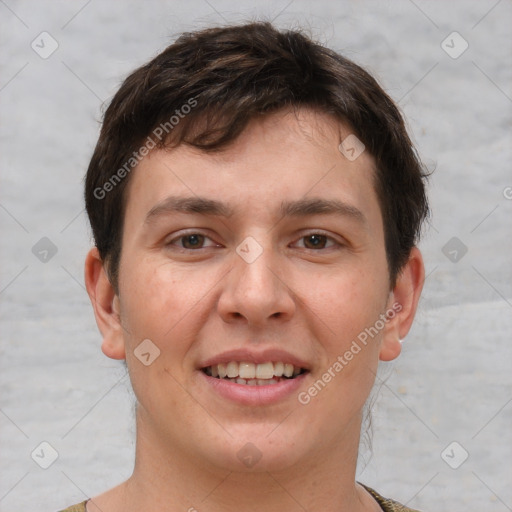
left=167, top=232, right=220, bottom=250
left=291, top=232, right=340, bottom=250
left=166, top=230, right=343, bottom=251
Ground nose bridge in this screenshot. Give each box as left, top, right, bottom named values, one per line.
left=237, top=242, right=277, bottom=292
left=217, top=236, right=295, bottom=324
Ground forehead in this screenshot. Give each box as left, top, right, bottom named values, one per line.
left=123, top=108, right=382, bottom=231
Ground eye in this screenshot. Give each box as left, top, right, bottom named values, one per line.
left=168, top=233, right=218, bottom=250
left=293, top=233, right=338, bottom=250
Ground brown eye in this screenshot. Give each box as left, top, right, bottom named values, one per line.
left=180, top=234, right=205, bottom=249
left=303, top=234, right=328, bottom=249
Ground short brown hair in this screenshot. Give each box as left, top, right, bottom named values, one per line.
left=85, top=21, right=429, bottom=290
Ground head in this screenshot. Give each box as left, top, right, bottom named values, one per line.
left=86, top=21, right=428, bottom=292
left=84, top=22, right=427, bottom=474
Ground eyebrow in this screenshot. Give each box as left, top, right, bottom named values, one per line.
left=145, top=195, right=366, bottom=225
left=279, top=198, right=367, bottom=224
left=145, top=196, right=234, bottom=223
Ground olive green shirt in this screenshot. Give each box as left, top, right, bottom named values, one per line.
left=58, top=485, right=421, bottom=511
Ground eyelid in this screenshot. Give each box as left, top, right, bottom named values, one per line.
left=163, top=229, right=346, bottom=250
left=290, top=230, right=346, bottom=249
left=165, top=229, right=221, bottom=248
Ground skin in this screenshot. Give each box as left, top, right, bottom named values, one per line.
left=85, top=108, right=424, bottom=512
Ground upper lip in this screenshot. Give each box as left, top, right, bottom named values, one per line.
left=198, top=348, right=310, bottom=371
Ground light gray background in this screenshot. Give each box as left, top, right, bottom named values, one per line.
left=1, top=1, right=511, bottom=510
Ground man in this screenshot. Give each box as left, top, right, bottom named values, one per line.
left=65, top=21, right=428, bottom=512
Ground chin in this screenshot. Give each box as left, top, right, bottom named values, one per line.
left=198, top=426, right=311, bottom=474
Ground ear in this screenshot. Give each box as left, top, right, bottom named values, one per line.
left=379, top=247, right=425, bottom=361
left=84, top=247, right=126, bottom=360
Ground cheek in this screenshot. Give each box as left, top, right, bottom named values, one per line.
left=297, top=270, right=388, bottom=420
left=117, top=261, right=200, bottom=408
left=120, top=257, right=188, bottom=332
left=302, top=266, right=388, bottom=342
left=118, top=256, right=219, bottom=368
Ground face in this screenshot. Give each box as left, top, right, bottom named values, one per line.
left=96, top=108, right=409, bottom=473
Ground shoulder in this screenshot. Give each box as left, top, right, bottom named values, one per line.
left=361, top=484, right=422, bottom=512
left=57, top=501, right=88, bottom=512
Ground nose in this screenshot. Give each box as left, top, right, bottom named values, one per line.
left=216, top=241, right=296, bottom=328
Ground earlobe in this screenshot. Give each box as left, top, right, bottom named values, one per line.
left=84, top=248, right=126, bottom=360
left=379, top=335, right=402, bottom=362
left=379, top=247, right=425, bottom=362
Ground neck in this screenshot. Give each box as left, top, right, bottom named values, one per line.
left=89, top=411, right=377, bottom=512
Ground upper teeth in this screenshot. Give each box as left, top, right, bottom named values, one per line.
left=205, top=361, right=302, bottom=379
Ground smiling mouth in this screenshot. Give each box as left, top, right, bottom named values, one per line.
left=202, top=361, right=308, bottom=386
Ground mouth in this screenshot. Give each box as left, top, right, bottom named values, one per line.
left=202, top=361, right=308, bottom=386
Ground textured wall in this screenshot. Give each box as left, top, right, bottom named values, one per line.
left=1, top=1, right=511, bottom=510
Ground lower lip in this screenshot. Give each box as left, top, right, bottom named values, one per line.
left=199, top=371, right=308, bottom=406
